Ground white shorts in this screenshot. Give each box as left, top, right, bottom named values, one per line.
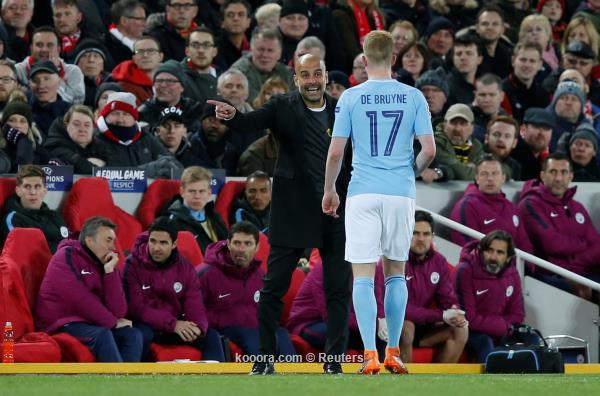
left=345, top=194, right=415, bottom=263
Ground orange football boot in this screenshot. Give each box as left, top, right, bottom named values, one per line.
left=383, top=347, right=408, bottom=374
left=359, top=350, right=381, bottom=375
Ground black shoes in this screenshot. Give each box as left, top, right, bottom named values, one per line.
left=323, top=362, right=343, bottom=374
left=249, top=361, right=276, bottom=375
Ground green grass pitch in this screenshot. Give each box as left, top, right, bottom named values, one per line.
left=1, top=374, right=599, bottom=396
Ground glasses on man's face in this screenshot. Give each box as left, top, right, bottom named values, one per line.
left=565, top=57, right=593, bottom=67
left=189, top=42, right=215, bottom=50
left=0, top=76, right=16, bottom=84
left=134, top=48, right=159, bottom=56
left=155, top=78, right=180, bottom=85
left=168, top=2, right=197, bottom=11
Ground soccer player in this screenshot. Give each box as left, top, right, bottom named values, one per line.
left=323, top=30, right=436, bottom=375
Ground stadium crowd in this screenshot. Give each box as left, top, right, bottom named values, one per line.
left=0, top=0, right=599, bottom=370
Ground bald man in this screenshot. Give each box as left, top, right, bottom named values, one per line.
left=209, top=55, right=352, bottom=375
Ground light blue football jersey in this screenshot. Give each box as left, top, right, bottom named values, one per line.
left=333, top=79, right=433, bottom=199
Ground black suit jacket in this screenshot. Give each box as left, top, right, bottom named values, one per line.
left=227, top=91, right=351, bottom=248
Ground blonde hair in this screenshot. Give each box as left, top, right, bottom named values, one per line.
left=518, top=14, right=553, bottom=48
left=388, top=20, right=419, bottom=43
left=561, top=17, right=600, bottom=59
left=430, top=0, right=478, bottom=14
left=255, top=3, right=281, bottom=27
left=180, top=166, right=212, bottom=188
left=253, top=77, right=289, bottom=109
left=63, top=104, right=94, bottom=126
left=363, top=31, right=394, bottom=66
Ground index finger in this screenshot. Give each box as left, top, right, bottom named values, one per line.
left=206, top=99, right=226, bottom=106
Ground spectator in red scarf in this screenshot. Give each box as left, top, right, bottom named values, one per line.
left=52, top=0, right=104, bottom=63
left=105, top=0, right=147, bottom=66
left=537, top=0, right=567, bottom=43
left=146, top=0, right=198, bottom=61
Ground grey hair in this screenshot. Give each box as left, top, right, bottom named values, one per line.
left=79, top=216, right=116, bottom=244
left=255, top=3, right=281, bottom=24
left=217, top=68, right=249, bottom=92
left=250, top=27, right=282, bottom=49
left=296, top=36, right=326, bottom=59
left=2, top=0, right=34, bottom=8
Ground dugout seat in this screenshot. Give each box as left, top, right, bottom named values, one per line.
left=149, top=343, right=202, bottom=362
left=1, top=228, right=95, bottom=362
left=62, top=177, right=142, bottom=252
left=214, top=181, right=245, bottom=228
left=0, top=177, right=16, bottom=211
left=136, top=179, right=181, bottom=228
left=177, top=231, right=204, bottom=267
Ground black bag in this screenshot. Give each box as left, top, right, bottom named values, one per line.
left=485, top=324, right=565, bottom=374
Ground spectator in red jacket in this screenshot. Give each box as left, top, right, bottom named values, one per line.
left=124, top=217, right=225, bottom=361
left=198, top=221, right=295, bottom=359
left=400, top=210, right=468, bottom=363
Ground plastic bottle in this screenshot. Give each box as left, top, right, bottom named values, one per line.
left=2, top=321, right=14, bottom=363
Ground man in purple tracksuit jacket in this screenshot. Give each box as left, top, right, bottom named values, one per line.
left=124, top=217, right=225, bottom=361
left=36, top=217, right=143, bottom=362
left=517, top=152, right=600, bottom=300
left=455, top=230, right=525, bottom=363
left=287, top=260, right=386, bottom=358
left=400, top=210, right=468, bottom=364
left=197, top=221, right=295, bottom=358
left=450, top=154, right=534, bottom=252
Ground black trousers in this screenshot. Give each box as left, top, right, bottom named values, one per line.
left=258, top=213, right=352, bottom=358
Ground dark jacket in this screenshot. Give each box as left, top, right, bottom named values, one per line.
left=0, top=194, right=68, bottom=252
left=236, top=133, right=278, bottom=176
left=123, top=232, right=207, bottom=333
left=226, top=91, right=351, bottom=248
left=447, top=68, right=476, bottom=106
left=501, top=74, right=550, bottom=122
left=104, top=30, right=134, bottom=66
left=180, top=59, right=218, bottom=105
left=36, top=239, right=127, bottom=334
left=30, top=97, right=72, bottom=138
left=305, top=0, right=346, bottom=72
left=197, top=240, right=264, bottom=329
left=229, top=195, right=270, bottom=233
left=455, top=240, right=525, bottom=338
left=44, top=118, right=111, bottom=174
left=145, top=13, right=187, bottom=62
left=2, top=22, right=32, bottom=61
left=97, top=129, right=171, bottom=167
left=167, top=136, right=214, bottom=168
left=164, top=197, right=228, bottom=254
left=379, top=0, right=431, bottom=36
left=509, top=138, right=546, bottom=181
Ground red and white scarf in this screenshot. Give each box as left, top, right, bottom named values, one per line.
left=60, top=29, right=81, bottom=54
left=109, top=23, right=135, bottom=51
left=349, top=0, right=384, bottom=44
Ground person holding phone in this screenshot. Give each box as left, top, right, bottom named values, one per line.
left=36, top=216, right=144, bottom=362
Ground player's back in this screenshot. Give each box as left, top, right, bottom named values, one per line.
left=333, top=79, right=431, bottom=199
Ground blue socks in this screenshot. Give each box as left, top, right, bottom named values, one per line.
left=352, top=277, right=377, bottom=351
left=384, top=275, right=408, bottom=349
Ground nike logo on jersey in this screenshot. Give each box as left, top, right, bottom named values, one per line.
left=406, top=276, right=414, bottom=281
left=142, top=285, right=151, bottom=290
left=550, top=212, right=559, bottom=218
left=81, top=270, right=93, bottom=275
left=218, top=293, right=231, bottom=299
left=476, top=289, right=489, bottom=296
left=483, top=219, right=495, bottom=225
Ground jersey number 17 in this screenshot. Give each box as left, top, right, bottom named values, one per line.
left=366, top=110, right=404, bottom=157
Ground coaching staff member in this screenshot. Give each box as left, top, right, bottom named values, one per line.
left=208, top=53, right=352, bottom=375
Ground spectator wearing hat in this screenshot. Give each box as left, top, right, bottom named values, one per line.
left=52, top=0, right=104, bottom=61
left=155, top=105, right=213, bottom=168
left=180, top=27, right=219, bottom=106
left=557, top=123, right=600, bottom=181
left=380, top=0, right=431, bottom=38
left=510, top=108, right=556, bottom=181
left=231, top=28, right=295, bottom=103
left=415, top=67, right=449, bottom=128
left=429, top=0, right=479, bottom=33
left=96, top=92, right=181, bottom=177
left=28, top=60, right=72, bottom=137
left=472, top=5, right=514, bottom=80
left=110, top=36, right=163, bottom=105
left=421, top=16, right=455, bottom=61
left=44, top=104, right=111, bottom=174
left=217, top=0, right=252, bottom=70
left=548, top=81, right=588, bottom=151
left=537, top=0, right=568, bottom=42
left=326, top=71, right=350, bottom=100
left=573, top=0, right=600, bottom=35
left=15, top=26, right=85, bottom=105
left=0, top=92, right=46, bottom=172
left=502, top=42, right=550, bottom=123
left=1, top=0, right=35, bottom=62
left=105, top=0, right=147, bottom=66
left=93, top=82, right=123, bottom=114
left=72, top=39, right=112, bottom=108
left=278, top=1, right=310, bottom=66
left=139, top=60, right=202, bottom=133
left=0, top=60, right=20, bottom=113
left=433, top=104, right=484, bottom=181
left=331, top=0, right=386, bottom=74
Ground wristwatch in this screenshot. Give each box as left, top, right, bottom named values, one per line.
left=433, top=168, right=443, bottom=179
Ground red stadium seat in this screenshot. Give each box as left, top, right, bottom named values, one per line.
left=1, top=228, right=95, bottom=362
left=177, top=231, right=204, bottom=267
left=136, top=179, right=181, bottom=228
left=149, top=343, right=201, bottom=361
left=280, top=268, right=307, bottom=325
left=0, top=261, right=61, bottom=362
left=62, top=177, right=142, bottom=252
left=0, top=177, right=16, bottom=211
left=214, top=181, right=245, bottom=228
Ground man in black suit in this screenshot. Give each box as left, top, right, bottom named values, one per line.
left=208, top=54, right=351, bottom=375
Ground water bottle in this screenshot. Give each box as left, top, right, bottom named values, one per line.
left=2, top=321, right=14, bottom=363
